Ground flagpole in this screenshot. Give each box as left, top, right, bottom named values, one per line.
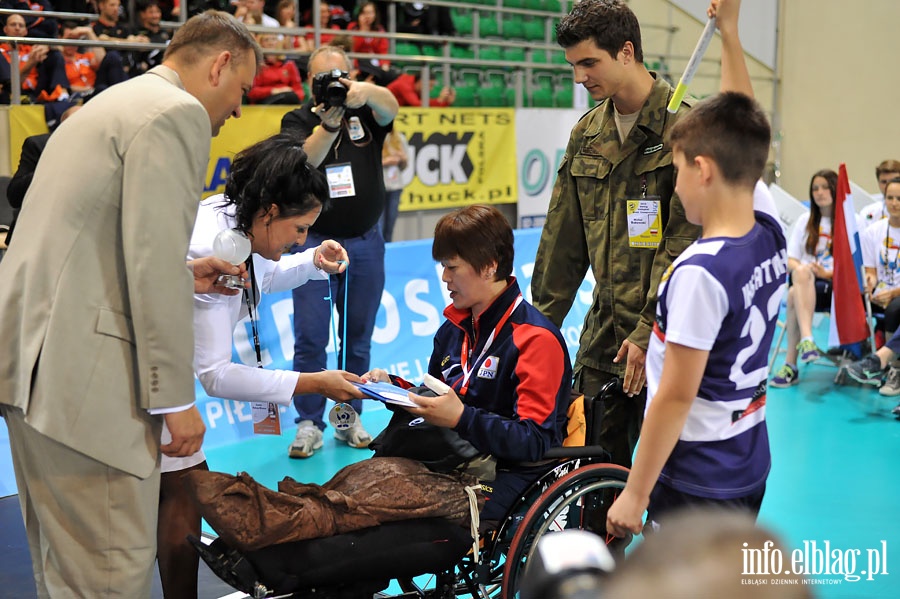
left=667, top=17, right=717, bottom=114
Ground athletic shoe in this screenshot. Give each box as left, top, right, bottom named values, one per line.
left=892, top=403, right=900, bottom=417
left=771, top=364, right=799, bottom=388
left=334, top=421, right=373, bottom=449
left=845, top=354, right=885, bottom=386
left=288, top=420, right=323, bottom=459
left=797, top=339, right=821, bottom=364
left=880, top=367, right=900, bottom=397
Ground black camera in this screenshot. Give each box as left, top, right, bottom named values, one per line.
left=312, top=69, right=349, bottom=108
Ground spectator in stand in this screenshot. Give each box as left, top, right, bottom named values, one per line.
left=93, top=0, right=151, bottom=74
left=860, top=159, right=900, bottom=225
left=348, top=2, right=388, bottom=67
left=94, top=0, right=150, bottom=43
left=135, top=0, right=172, bottom=76
left=305, top=1, right=342, bottom=47
left=275, top=0, right=313, bottom=51
left=770, top=169, right=839, bottom=388
left=387, top=71, right=455, bottom=107
left=0, top=0, right=58, bottom=39
left=248, top=32, right=303, bottom=104
left=235, top=0, right=280, bottom=27
left=381, top=129, right=408, bottom=242
left=157, top=0, right=178, bottom=19
left=60, top=21, right=128, bottom=102
left=398, top=2, right=456, bottom=38
left=1, top=14, right=70, bottom=106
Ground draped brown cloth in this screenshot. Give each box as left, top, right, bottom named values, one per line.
left=184, top=457, right=482, bottom=552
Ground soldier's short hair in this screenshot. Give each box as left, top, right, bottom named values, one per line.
left=875, top=159, right=900, bottom=178
left=164, top=10, right=262, bottom=67
left=667, top=92, right=771, bottom=189
left=556, top=0, right=643, bottom=63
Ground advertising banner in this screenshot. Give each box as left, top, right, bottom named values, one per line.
left=514, top=108, right=583, bottom=229
left=394, top=108, right=517, bottom=211
left=203, top=105, right=295, bottom=197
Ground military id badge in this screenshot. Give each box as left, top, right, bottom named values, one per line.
left=626, top=197, right=663, bottom=248
left=325, top=162, right=356, bottom=198
left=252, top=401, right=282, bottom=435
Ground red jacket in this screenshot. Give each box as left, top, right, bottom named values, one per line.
left=387, top=73, right=450, bottom=107
left=347, top=22, right=388, bottom=56
left=248, top=59, right=304, bottom=104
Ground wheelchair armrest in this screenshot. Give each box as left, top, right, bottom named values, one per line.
left=543, top=444, right=610, bottom=461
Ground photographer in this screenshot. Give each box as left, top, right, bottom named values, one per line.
left=280, top=45, right=398, bottom=459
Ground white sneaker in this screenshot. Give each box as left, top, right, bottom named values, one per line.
left=334, top=421, right=373, bottom=449
left=880, top=366, right=900, bottom=397
left=288, top=421, right=323, bottom=459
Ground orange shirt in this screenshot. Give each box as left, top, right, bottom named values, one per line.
left=64, top=52, right=97, bottom=89
left=0, top=43, right=40, bottom=91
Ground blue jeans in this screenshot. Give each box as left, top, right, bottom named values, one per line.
left=291, top=227, right=385, bottom=430
left=381, top=189, right=402, bottom=242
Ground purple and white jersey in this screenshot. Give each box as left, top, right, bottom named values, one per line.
left=646, top=182, right=787, bottom=499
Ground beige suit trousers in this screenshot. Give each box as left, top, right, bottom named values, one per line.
left=3, top=406, right=161, bottom=598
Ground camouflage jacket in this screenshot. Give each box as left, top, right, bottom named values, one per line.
left=531, top=75, right=700, bottom=376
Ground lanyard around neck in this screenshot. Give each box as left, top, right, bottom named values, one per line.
left=457, top=294, right=523, bottom=396
left=242, top=257, right=263, bottom=369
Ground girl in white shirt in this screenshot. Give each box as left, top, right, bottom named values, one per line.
left=158, top=133, right=364, bottom=598
left=861, top=179, right=900, bottom=340
left=771, top=169, right=837, bottom=387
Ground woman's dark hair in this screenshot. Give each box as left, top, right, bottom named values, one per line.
left=432, top=205, right=514, bottom=281
left=355, top=1, right=382, bottom=29
left=223, top=133, right=329, bottom=235
left=805, top=169, right=837, bottom=257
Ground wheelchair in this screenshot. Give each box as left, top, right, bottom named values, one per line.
left=191, top=379, right=630, bottom=599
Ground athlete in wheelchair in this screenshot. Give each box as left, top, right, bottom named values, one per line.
left=190, top=206, right=630, bottom=598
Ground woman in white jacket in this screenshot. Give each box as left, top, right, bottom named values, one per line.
left=159, top=133, right=364, bottom=598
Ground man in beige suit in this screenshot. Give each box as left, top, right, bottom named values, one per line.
left=0, top=11, right=261, bottom=597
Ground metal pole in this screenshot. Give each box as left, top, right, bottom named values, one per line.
left=11, top=43, right=21, bottom=105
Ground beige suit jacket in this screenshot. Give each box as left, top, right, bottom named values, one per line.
left=0, top=66, right=212, bottom=478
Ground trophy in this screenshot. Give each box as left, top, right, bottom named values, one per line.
left=212, top=228, right=251, bottom=290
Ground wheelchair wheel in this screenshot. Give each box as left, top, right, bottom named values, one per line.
left=500, top=464, right=628, bottom=598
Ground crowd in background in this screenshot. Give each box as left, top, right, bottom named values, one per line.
left=1, top=0, right=458, bottom=122
left=770, top=159, right=900, bottom=418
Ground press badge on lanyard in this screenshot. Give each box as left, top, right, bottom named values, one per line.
left=325, top=162, right=356, bottom=198
left=626, top=176, right=662, bottom=248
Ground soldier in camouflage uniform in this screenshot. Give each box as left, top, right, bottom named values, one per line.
left=531, top=0, right=700, bottom=469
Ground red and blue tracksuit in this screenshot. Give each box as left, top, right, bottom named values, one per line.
left=396, top=278, right=572, bottom=521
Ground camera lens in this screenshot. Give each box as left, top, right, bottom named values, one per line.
left=326, top=82, right=348, bottom=108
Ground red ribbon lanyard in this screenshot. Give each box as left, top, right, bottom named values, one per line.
left=457, top=295, right=523, bottom=396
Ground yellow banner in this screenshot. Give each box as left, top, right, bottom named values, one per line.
left=203, top=106, right=296, bottom=198
left=394, top=108, right=517, bottom=211
left=8, top=105, right=49, bottom=172
left=5, top=106, right=519, bottom=214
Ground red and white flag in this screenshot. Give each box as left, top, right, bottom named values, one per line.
left=828, top=164, right=868, bottom=347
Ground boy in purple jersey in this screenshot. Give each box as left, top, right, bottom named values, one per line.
left=607, top=2, right=786, bottom=536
